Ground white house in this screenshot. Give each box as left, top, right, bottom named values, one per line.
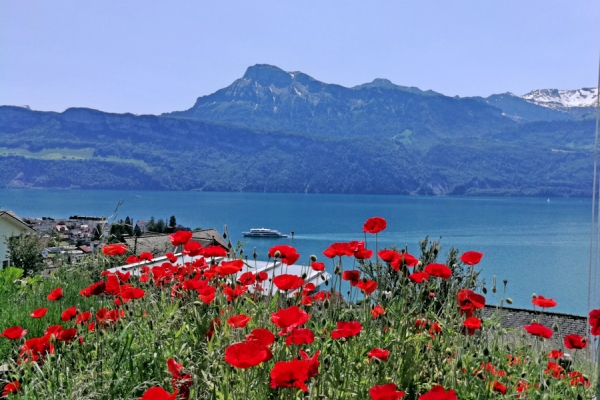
left=0, top=210, right=35, bottom=269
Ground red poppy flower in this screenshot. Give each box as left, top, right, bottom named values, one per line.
left=224, top=341, right=273, bottom=369
left=378, top=249, right=399, bottom=263
left=462, top=317, right=482, bottom=335
left=204, top=245, right=228, bottom=258
left=457, top=289, right=486, bottom=316
left=391, top=253, right=419, bottom=270
left=257, top=271, right=269, bottom=282
left=408, top=271, right=429, bottom=283
left=302, top=283, right=316, bottom=296
left=271, top=306, right=311, bottom=335
left=2, top=380, right=21, bottom=396
left=126, top=256, right=140, bottom=264
left=424, top=263, right=452, bottom=280
left=313, top=291, right=331, bottom=302
left=564, top=334, right=587, bottom=350
left=342, top=270, right=361, bottom=286
left=323, top=242, right=354, bottom=258
left=460, top=251, right=483, bottom=265
left=169, top=230, right=193, bottom=246
left=268, top=245, right=300, bottom=265
left=61, top=307, right=78, bottom=321
left=76, top=311, right=92, bottom=325
left=216, top=260, right=244, bottom=277
left=356, top=279, right=378, bottom=295
left=20, top=335, right=54, bottom=363
left=181, top=240, right=202, bottom=257
left=139, top=387, right=178, bottom=400
left=299, top=350, right=320, bottom=378
left=246, top=328, right=275, bottom=346
left=369, top=383, right=404, bottom=400
left=30, top=308, right=48, bottom=318
left=363, top=217, right=387, bottom=234
left=273, top=274, right=305, bottom=291
left=222, top=284, right=247, bottom=302
left=80, top=281, right=105, bottom=297
left=227, top=314, right=252, bottom=328
left=47, top=287, right=64, bottom=301
left=523, top=323, right=553, bottom=339
left=122, top=287, right=146, bottom=300
left=590, top=308, right=600, bottom=335
left=371, top=305, right=385, bottom=319
left=270, top=359, right=311, bottom=392
left=286, top=328, right=314, bottom=346
left=545, top=361, right=565, bottom=379
left=165, top=252, right=177, bottom=263
left=102, top=243, right=128, bottom=256
left=0, top=326, right=27, bottom=340
left=58, top=328, right=77, bottom=342
left=568, top=371, right=590, bottom=387
left=418, top=385, right=457, bottom=400
left=547, top=350, right=564, bottom=359
left=367, top=348, right=389, bottom=361
left=331, top=321, right=362, bottom=339
left=44, top=325, right=63, bottom=338
left=198, top=286, right=216, bottom=304
left=491, top=381, right=506, bottom=394
left=239, top=272, right=256, bottom=285
left=532, top=295, right=557, bottom=308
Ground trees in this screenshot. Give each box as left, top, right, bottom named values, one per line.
left=7, top=234, right=45, bottom=277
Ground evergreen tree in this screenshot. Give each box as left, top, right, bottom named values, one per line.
left=156, top=219, right=166, bottom=233
left=134, top=224, right=142, bottom=237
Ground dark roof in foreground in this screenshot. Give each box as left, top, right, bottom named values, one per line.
left=123, top=229, right=229, bottom=256
left=482, top=305, right=588, bottom=345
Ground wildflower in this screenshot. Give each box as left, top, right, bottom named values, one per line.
left=589, top=308, right=600, bottom=335
left=2, top=381, right=21, bottom=397
left=216, top=260, right=244, bottom=277
left=302, top=283, right=316, bottom=296
left=491, top=381, right=506, bottom=394
left=367, top=348, right=389, bottom=361
left=457, top=289, right=485, bottom=316
left=285, top=328, right=314, bottom=346
left=342, top=270, right=361, bottom=286
left=462, top=317, right=482, bottom=335
left=273, top=274, right=304, bottom=291
left=424, top=263, right=451, bottom=279
left=30, top=308, right=48, bottom=318
left=418, top=385, right=457, bottom=400
left=203, top=245, right=227, bottom=258
left=271, top=306, right=311, bottom=335
left=80, top=281, right=105, bottom=297
left=564, top=334, right=587, bottom=349
left=224, top=341, right=272, bottom=369
left=102, top=243, right=127, bottom=256
left=227, top=314, right=251, bottom=328
left=331, top=321, right=362, bottom=339
left=58, top=328, right=77, bottom=342
left=523, top=323, right=553, bottom=339
left=61, top=307, right=78, bottom=321
left=311, top=262, right=325, bottom=271
left=47, top=287, right=64, bottom=301
left=76, top=311, right=92, bottom=325
left=371, top=305, right=385, bottom=319
left=183, top=240, right=203, bottom=257
left=356, top=279, right=378, bottom=295
left=363, top=216, right=387, bottom=234
left=460, top=251, right=483, bottom=265
left=246, top=328, right=275, bottom=346
left=409, top=271, right=429, bottom=283
left=198, top=286, right=216, bottom=304
left=139, top=251, right=154, bottom=261
left=121, top=287, right=145, bottom=300
left=126, top=256, right=140, bottom=264
left=545, top=361, right=565, bottom=379
left=167, top=358, right=191, bottom=400
left=354, top=243, right=373, bottom=259
left=270, top=359, right=310, bottom=392
left=239, top=272, right=256, bottom=285
left=19, top=335, right=54, bottom=363
left=139, top=387, right=178, bottom=400
left=532, top=295, right=557, bottom=308
left=323, top=242, right=355, bottom=258
left=568, top=371, right=590, bottom=387
left=169, top=230, right=193, bottom=246
left=269, top=245, right=300, bottom=265
left=369, top=383, right=405, bottom=400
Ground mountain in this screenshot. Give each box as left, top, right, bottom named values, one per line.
left=522, top=88, right=598, bottom=109
left=165, top=64, right=515, bottom=147
left=0, top=64, right=597, bottom=196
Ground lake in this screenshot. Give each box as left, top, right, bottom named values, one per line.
left=0, top=189, right=594, bottom=315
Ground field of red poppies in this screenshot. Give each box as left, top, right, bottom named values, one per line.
left=0, top=217, right=596, bottom=399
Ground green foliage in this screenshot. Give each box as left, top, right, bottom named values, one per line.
left=7, top=234, right=45, bottom=277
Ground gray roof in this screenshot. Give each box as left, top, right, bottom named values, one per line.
left=123, top=229, right=229, bottom=256
left=0, top=210, right=35, bottom=231
left=482, top=305, right=588, bottom=347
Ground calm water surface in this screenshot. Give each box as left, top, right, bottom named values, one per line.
left=0, top=189, right=594, bottom=315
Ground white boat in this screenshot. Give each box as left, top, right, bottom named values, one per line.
left=242, top=228, right=288, bottom=238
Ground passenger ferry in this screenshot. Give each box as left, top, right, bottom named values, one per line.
left=242, top=228, right=288, bottom=238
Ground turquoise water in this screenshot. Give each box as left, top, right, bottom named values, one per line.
left=0, top=189, right=594, bottom=315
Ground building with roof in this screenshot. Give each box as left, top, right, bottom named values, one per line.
left=0, top=210, right=35, bottom=269
left=122, top=228, right=229, bottom=257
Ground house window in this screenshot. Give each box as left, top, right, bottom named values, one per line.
left=2, top=260, right=8, bottom=269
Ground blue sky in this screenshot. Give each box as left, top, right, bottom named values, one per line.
left=1, top=1, right=598, bottom=115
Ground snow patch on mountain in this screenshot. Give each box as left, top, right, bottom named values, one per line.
left=521, top=88, right=598, bottom=109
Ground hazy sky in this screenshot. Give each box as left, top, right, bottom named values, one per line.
left=1, top=1, right=599, bottom=115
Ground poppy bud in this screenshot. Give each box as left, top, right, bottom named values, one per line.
left=323, top=299, right=330, bottom=309
left=503, top=279, right=507, bottom=286
left=532, top=293, right=537, bottom=299
left=239, top=248, right=244, bottom=255
left=334, top=265, right=341, bottom=275
left=373, top=358, right=381, bottom=365
left=552, top=322, right=559, bottom=332
left=302, top=273, right=307, bottom=279
left=310, top=255, right=317, bottom=262
left=482, top=287, right=487, bottom=295
left=253, top=247, right=257, bottom=260
left=456, top=357, right=462, bottom=369
left=325, top=280, right=329, bottom=286
left=492, top=285, right=496, bottom=294
left=223, top=232, right=227, bottom=239
left=274, top=250, right=281, bottom=259
left=505, top=298, right=513, bottom=304
left=483, top=347, right=489, bottom=357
